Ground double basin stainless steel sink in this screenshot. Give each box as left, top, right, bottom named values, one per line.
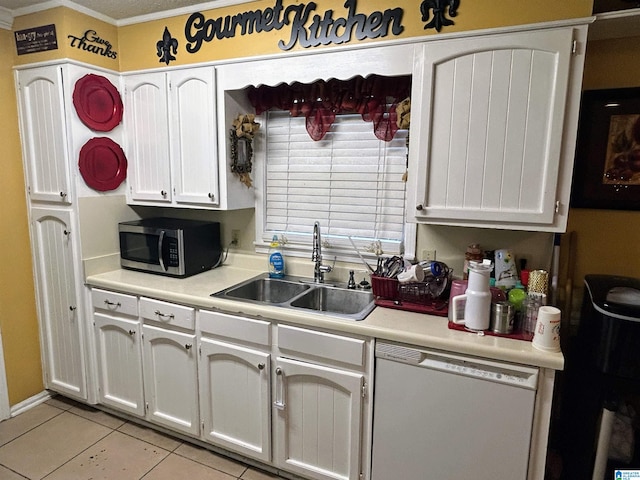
left=212, top=273, right=375, bottom=321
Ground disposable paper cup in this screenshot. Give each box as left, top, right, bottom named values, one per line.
left=532, top=306, right=561, bottom=353
left=397, top=264, right=425, bottom=284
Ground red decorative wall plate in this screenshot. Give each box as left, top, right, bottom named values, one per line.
left=78, top=137, right=127, bottom=191
left=73, top=74, right=123, bottom=132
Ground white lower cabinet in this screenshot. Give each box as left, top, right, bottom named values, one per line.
left=31, top=207, right=87, bottom=400
left=199, top=338, right=271, bottom=461
left=140, top=296, right=198, bottom=436
left=272, top=357, right=364, bottom=480
left=92, top=289, right=143, bottom=417
left=88, top=294, right=371, bottom=480
left=274, top=325, right=368, bottom=480
left=142, top=324, right=199, bottom=436
left=198, top=309, right=272, bottom=461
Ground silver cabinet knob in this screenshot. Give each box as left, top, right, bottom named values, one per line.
left=63, top=229, right=71, bottom=236
left=258, top=363, right=265, bottom=370
left=69, top=306, right=76, bottom=311
left=416, top=204, right=424, bottom=211
left=128, top=330, right=135, bottom=336
left=60, top=191, right=67, bottom=199
left=185, top=344, right=192, bottom=350
left=208, top=193, right=215, bottom=200
left=160, top=190, right=167, bottom=197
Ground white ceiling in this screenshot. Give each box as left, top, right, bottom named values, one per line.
left=0, top=0, right=226, bottom=22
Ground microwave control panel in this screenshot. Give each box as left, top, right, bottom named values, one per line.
left=165, top=237, right=179, bottom=267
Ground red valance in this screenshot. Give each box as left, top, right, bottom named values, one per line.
left=247, top=75, right=411, bottom=141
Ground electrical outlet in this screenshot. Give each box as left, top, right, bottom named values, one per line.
left=421, top=249, right=436, bottom=261
left=231, top=229, right=240, bottom=246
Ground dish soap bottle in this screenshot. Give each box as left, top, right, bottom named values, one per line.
left=268, top=235, right=285, bottom=278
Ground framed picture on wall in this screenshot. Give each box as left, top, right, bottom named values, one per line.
left=570, top=87, right=640, bottom=210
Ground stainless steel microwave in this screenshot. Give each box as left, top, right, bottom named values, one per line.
left=119, top=218, right=222, bottom=278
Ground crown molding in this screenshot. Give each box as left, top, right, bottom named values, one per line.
left=11, top=0, right=116, bottom=25
left=0, top=7, right=13, bottom=30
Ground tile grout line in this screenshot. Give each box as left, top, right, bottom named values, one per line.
left=4, top=403, right=273, bottom=480
left=0, top=463, right=30, bottom=479
left=0, top=405, right=67, bottom=450
left=40, top=421, right=117, bottom=480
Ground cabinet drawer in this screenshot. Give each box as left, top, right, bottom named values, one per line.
left=140, top=297, right=194, bottom=330
left=198, top=310, right=271, bottom=346
left=91, top=289, right=138, bottom=317
left=277, top=325, right=365, bottom=368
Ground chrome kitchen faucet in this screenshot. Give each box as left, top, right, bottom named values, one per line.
left=312, top=221, right=333, bottom=283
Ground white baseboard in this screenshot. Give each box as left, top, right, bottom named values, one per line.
left=10, top=391, right=52, bottom=418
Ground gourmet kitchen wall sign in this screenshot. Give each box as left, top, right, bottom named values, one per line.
left=184, top=0, right=459, bottom=55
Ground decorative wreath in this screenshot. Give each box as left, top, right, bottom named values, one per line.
left=230, top=114, right=260, bottom=187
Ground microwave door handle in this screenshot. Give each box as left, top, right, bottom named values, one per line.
left=158, top=230, right=167, bottom=271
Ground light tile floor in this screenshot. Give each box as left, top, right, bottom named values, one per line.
left=0, top=396, right=288, bottom=480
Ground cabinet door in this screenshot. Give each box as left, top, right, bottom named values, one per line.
left=169, top=67, right=219, bottom=206
left=124, top=73, right=172, bottom=203
left=30, top=208, right=86, bottom=399
left=94, top=314, right=144, bottom=417
left=199, top=338, right=271, bottom=461
left=273, top=357, right=364, bottom=480
left=408, top=28, right=574, bottom=230
left=142, top=325, right=198, bottom=435
left=16, top=66, right=72, bottom=204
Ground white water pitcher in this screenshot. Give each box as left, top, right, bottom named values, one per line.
left=451, top=260, right=493, bottom=331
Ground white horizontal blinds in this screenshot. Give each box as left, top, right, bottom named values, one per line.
left=265, top=110, right=407, bottom=252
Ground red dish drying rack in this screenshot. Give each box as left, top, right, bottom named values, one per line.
left=370, top=275, right=449, bottom=316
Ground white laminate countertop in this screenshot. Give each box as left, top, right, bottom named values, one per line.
left=85, top=257, right=564, bottom=371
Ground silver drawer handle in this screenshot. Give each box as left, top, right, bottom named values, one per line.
left=104, top=300, right=121, bottom=308
left=154, top=310, right=174, bottom=320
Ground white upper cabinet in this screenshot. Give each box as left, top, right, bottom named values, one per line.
left=169, top=68, right=219, bottom=205
left=124, top=66, right=252, bottom=209
left=16, top=66, right=72, bottom=204
left=407, top=25, right=587, bottom=232
left=123, top=72, right=172, bottom=203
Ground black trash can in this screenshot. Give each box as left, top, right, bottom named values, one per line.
left=560, top=274, right=640, bottom=480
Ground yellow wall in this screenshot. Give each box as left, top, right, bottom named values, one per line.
left=565, top=36, right=640, bottom=286
left=12, top=7, right=119, bottom=70
left=0, top=28, right=44, bottom=406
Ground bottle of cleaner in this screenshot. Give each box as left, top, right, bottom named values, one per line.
left=268, top=235, right=285, bottom=278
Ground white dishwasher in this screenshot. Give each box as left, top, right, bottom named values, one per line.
left=371, top=342, right=539, bottom=480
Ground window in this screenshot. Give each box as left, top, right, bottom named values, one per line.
left=255, top=110, right=412, bottom=260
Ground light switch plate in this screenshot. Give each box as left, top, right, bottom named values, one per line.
left=421, top=249, right=436, bottom=261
